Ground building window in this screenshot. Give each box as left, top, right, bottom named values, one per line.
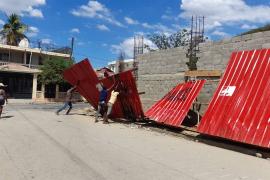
left=38, top=56, right=43, bottom=65
left=0, top=53, right=9, bottom=61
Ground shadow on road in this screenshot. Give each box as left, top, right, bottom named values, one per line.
left=0, top=115, right=14, bottom=119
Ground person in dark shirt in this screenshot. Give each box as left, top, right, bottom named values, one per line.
left=95, top=84, right=108, bottom=122
left=95, top=80, right=116, bottom=123
left=56, top=82, right=79, bottom=115
left=0, top=83, right=8, bottom=119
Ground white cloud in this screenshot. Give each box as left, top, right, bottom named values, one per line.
left=27, top=6, right=43, bottom=18
left=70, top=28, right=80, bottom=33
left=161, top=7, right=174, bottom=20
left=180, top=0, right=270, bottom=30
left=0, top=0, right=45, bottom=18
left=212, top=30, right=230, bottom=38
left=124, top=17, right=139, bottom=25
left=77, top=42, right=85, bottom=46
left=142, top=23, right=175, bottom=35
left=161, top=15, right=173, bottom=20
left=111, top=37, right=157, bottom=58
left=26, top=26, right=39, bottom=37
left=41, top=38, right=52, bottom=44
left=71, top=0, right=124, bottom=27
left=97, top=24, right=110, bottom=31
left=0, top=19, right=4, bottom=25
left=241, top=24, right=257, bottom=30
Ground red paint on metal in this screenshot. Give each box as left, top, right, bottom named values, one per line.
left=63, top=59, right=144, bottom=119
left=145, top=80, right=206, bottom=127
left=198, top=49, right=270, bottom=148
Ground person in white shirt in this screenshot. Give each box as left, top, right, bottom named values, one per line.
left=103, top=88, right=120, bottom=124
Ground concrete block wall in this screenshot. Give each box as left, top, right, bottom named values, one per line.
left=198, top=31, right=270, bottom=71
left=137, top=31, right=270, bottom=114
left=137, top=47, right=188, bottom=111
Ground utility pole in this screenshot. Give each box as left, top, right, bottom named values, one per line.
left=70, top=37, right=75, bottom=60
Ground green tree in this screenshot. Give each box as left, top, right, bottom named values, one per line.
left=39, top=57, right=73, bottom=85
left=241, top=24, right=270, bottom=35
left=145, top=29, right=189, bottom=50
left=0, top=14, right=28, bottom=46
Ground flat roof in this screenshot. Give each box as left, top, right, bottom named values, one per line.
left=108, top=58, right=134, bottom=65
left=0, top=44, right=70, bottom=58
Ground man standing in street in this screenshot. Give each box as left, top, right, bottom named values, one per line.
left=95, top=84, right=108, bottom=122
left=95, top=79, right=117, bottom=123
left=0, top=83, right=8, bottom=119
left=56, top=82, right=79, bottom=115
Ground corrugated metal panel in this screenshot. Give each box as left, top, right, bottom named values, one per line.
left=63, top=59, right=144, bottom=120
left=145, top=80, right=206, bottom=127
left=100, top=71, right=144, bottom=120
left=63, top=59, right=100, bottom=109
left=198, top=49, right=270, bottom=148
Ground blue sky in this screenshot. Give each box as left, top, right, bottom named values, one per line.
left=1, top=0, right=270, bottom=68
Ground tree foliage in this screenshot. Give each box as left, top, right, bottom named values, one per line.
left=145, top=29, right=189, bottom=50
left=39, top=57, right=73, bottom=85
left=241, top=24, right=270, bottom=35
left=0, top=14, right=28, bottom=46
left=186, top=55, right=198, bottom=71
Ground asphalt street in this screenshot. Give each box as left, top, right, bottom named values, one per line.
left=0, top=103, right=270, bottom=180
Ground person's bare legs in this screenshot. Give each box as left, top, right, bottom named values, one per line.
left=95, top=104, right=101, bottom=122
left=103, top=103, right=112, bottom=124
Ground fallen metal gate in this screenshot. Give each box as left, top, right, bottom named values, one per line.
left=198, top=49, right=270, bottom=148
left=63, top=59, right=144, bottom=119
left=145, top=80, right=206, bottom=127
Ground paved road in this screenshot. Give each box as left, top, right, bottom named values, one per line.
left=0, top=103, right=270, bottom=180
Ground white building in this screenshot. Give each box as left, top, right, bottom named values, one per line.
left=0, top=43, right=70, bottom=100
left=107, top=59, right=134, bottom=73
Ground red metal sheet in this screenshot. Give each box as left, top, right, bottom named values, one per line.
left=145, top=80, right=206, bottom=127
left=198, top=49, right=270, bottom=148
left=63, top=59, right=144, bottom=120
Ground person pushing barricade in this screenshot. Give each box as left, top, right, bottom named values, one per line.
left=103, top=82, right=120, bottom=124
left=56, top=81, right=79, bottom=115
left=95, top=79, right=116, bottom=123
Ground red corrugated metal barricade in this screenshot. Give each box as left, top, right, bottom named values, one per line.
left=198, top=49, right=270, bottom=148
left=145, top=80, right=206, bottom=127
left=64, top=59, right=100, bottom=109
left=64, top=59, right=144, bottom=120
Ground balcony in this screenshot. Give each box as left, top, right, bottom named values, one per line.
left=0, top=61, right=40, bottom=69
left=0, top=61, right=41, bottom=74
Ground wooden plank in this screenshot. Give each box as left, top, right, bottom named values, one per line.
left=184, top=70, right=222, bottom=77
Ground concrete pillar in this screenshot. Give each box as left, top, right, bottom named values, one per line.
left=24, top=51, right=27, bottom=64
left=32, top=73, right=38, bottom=101
left=41, top=84, right=45, bottom=99
left=55, top=84, right=59, bottom=100
left=115, top=60, right=120, bottom=73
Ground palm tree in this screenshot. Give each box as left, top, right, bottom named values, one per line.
left=0, top=14, right=28, bottom=46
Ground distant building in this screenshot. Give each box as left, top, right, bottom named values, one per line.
left=107, top=59, right=134, bottom=73
left=96, top=67, right=115, bottom=79
left=0, top=43, right=70, bottom=100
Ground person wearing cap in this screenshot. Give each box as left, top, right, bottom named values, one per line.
left=0, top=83, right=8, bottom=118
